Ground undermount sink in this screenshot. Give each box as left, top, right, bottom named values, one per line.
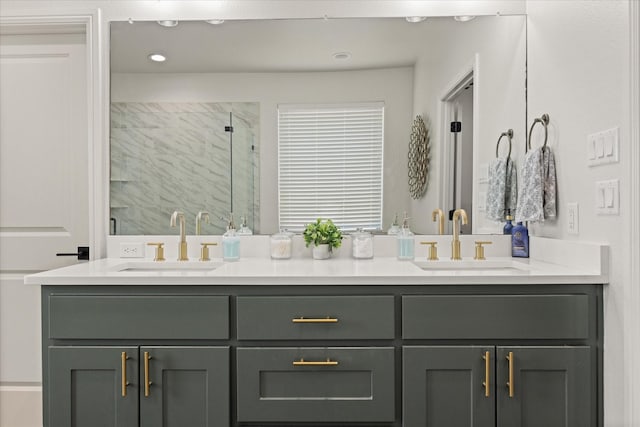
left=111, top=261, right=223, bottom=273
left=411, top=259, right=528, bottom=272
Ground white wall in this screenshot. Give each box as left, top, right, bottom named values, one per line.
left=112, top=68, right=414, bottom=234
left=411, top=16, right=527, bottom=234
left=526, top=1, right=630, bottom=426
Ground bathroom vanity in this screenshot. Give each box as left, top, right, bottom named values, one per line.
left=28, top=244, right=606, bottom=427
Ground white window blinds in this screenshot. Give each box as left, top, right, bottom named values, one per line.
left=278, top=103, right=384, bottom=232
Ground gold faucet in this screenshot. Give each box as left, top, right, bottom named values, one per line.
left=196, top=211, right=210, bottom=235
left=451, top=208, right=468, bottom=260
left=170, top=211, right=188, bottom=261
left=432, top=208, right=445, bottom=235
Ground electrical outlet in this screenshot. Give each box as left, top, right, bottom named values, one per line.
left=119, top=242, right=145, bottom=258
left=567, top=202, right=579, bottom=235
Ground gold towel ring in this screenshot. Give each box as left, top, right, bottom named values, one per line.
left=495, top=129, right=513, bottom=159
left=527, top=113, right=550, bottom=150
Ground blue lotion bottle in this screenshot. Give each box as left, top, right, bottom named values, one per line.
left=222, top=213, right=240, bottom=261
left=511, top=221, right=529, bottom=258
left=397, top=213, right=415, bottom=261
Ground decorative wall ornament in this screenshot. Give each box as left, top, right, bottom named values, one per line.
left=407, top=115, right=430, bottom=199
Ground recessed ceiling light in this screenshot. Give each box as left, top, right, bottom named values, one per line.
left=148, top=53, right=166, bottom=63
left=333, top=52, right=352, bottom=61
left=205, top=19, right=225, bottom=25
left=157, top=20, right=178, bottom=27
left=454, top=16, right=476, bottom=22
left=405, top=16, right=427, bottom=23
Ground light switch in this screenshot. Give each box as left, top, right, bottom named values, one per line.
left=605, top=186, right=614, bottom=208
left=596, top=134, right=605, bottom=158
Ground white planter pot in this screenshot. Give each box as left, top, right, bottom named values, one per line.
left=312, top=244, right=331, bottom=260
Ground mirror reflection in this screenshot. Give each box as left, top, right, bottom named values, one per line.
left=110, top=16, right=526, bottom=235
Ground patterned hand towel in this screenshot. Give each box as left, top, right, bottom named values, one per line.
left=486, top=158, right=518, bottom=221
left=516, top=146, right=557, bottom=222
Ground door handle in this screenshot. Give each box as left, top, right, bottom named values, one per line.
left=144, top=351, right=152, bottom=397
left=121, top=352, right=129, bottom=397
left=506, top=351, right=514, bottom=398
left=482, top=351, right=490, bottom=397
left=56, top=246, right=89, bottom=260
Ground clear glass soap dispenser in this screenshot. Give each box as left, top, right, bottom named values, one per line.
left=396, top=212, right=415, bottom=260
left=222, top=213, right=240, bottom=261
left=237, top=214, right=253, bottom=236
left=387, top=213, right=401, bottom=235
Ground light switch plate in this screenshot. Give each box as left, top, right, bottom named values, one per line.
left=588, top=127, right=619, bottom=167
left=567, top=202, right=579, bottom=235
left=595, top=179, right=620, bottom=215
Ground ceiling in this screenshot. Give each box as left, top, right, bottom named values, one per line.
left=110, top=17, right=482, bottom=73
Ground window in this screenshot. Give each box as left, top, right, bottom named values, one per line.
left=278, top=103, right=384, bottom=232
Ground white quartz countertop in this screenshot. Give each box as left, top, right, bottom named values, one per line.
left=24, top=256, right=607, bottom=286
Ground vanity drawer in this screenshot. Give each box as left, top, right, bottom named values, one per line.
left=236, top=347, right=395, bottom=423
left=236, top=295, right=394, bottom=340
left=402, top=294, right=589, bottom=339
left=48, top=295, right=229, bottom=339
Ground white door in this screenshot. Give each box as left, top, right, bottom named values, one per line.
left=0, top=28, right=89, bottom=271
left=0, top=26, right=90, bottom=426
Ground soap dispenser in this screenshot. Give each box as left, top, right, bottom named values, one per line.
left=222, top=213, right=240, bottom=261
left=237, top=214, right=253, bottom=236
left=387, top=213, right=401, bottom=235
left=396, top=212, right=415, bottom=260
left=503, top=211, right=514, bottom=235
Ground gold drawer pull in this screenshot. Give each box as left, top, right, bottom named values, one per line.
left=121, top=352, right=129, bottom=397
left=293, top=358, right=339, bottom=366
left=292, top=317, right=338, bottom=323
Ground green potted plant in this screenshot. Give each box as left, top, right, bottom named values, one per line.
left=303, top=218, right=343, bottom=259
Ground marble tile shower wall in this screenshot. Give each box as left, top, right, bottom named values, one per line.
left=110, top=102, right=260, bottom=235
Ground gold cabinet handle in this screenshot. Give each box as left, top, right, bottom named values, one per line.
left=293, top=358, right=339, bottom=366
left=144, top=351, right=152, bottom=397
left=121, top=352, right=129, bottom=397
left=292, top=317, right=338, bottom=323
left=482, top=351, right=490, bottom=397
left=506, top=351, right=514, bottom=398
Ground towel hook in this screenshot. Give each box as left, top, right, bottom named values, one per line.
left=495, top=129, right=513, bottom=159
left=527, top=113, right=550, bottom=150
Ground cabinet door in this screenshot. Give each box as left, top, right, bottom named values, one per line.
left=48, top=346, right=138, bottom=427
left=140, top=346, right=229, bottom=427
left=497, top=346, right=592, bottom=427
left=403, top=346, right=494, bottom=427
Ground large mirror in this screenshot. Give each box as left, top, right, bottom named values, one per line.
left=110, top=16, right=526, bottom=235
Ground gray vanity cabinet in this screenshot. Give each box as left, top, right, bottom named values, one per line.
left=44, top=292, right=231, bottom=427
left=402, top=294, right=596, bottom=427
left=41, top=285, right=602, bottom=427
left=403, top=346, right=592, bottom=427
left=48, top=346, right=229, bottom=427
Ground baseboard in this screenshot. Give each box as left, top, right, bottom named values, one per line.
left=0, top=385, right=42, bottom=427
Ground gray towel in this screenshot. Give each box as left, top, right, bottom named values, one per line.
left=486, top=158, right=517, bottom=221
left=516, top=146, right=557, bottom=222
